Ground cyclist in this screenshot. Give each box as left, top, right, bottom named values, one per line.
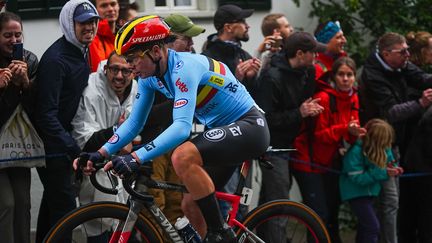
left=74, top=15, right=270, bottom=242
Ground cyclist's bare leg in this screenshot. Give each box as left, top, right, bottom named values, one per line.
left=182, top=193, right=207, bottom=237
left=172, top=141, right=235, bottom=242
left=171, top=141, right=214, bottom=198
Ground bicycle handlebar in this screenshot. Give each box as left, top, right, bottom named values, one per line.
left=77, top=153, right=119, bottom=195
left=77, top=153, right=187, bottom=201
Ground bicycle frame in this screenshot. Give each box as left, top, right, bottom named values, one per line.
left=84, top=148, right=296, bottom=242
left=102, top=159, right=261, bottom=243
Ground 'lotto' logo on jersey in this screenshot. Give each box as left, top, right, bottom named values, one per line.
left=108, top=134, right=119, bottom=144
left=174, top=98, right=188, bottom=108
left=175, top=78, right=188, bottom=92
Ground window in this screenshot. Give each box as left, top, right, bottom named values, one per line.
left=155, top=0, right=197, bottom=10
left=218, top=0, right=271, bottom=10
left=7, top=0, right=67, bottom=19
left=137, top=0, right=216, bottom=18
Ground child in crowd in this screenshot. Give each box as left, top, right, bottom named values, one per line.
left=339, top=119, right=402, bottom=243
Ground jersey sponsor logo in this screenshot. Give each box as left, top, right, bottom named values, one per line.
left=174, top=98, right=188, bottom=108
left=256, top=118, right=265, bottom=127
left=108, top=134, right=119, bottom=144
left=157, top=80, right=164, bottom=89
left=131, top=34, right=167, bottom=43
left=175, top=78, right=188, bottom=92
left=144, top=141, right=156, bottom=151
left=196, top=102, right=218, bottom=116
left=209, top=75, right=224, bottom=86
left=136, top=93, right=140, bottom=99
left=229, top=126, right=242, bottom=136
left=225, top=82, right=238, bottom=93
left=174, top=60, right=184, bottom=70
left=204, top=128, right=226, bottom=142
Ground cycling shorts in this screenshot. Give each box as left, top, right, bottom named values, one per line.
left=191, top=106, right=270, bottom=189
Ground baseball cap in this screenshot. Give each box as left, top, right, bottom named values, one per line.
left=214, top=4, right=254, bottom=30
left=164, top=14, right=206, bottom=37
left=73, top=2, right=100, bottom=23
left=285, top=31, right=327, bottom=56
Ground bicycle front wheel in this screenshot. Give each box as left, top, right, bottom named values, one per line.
left=44, top=202, right=164, bottom=243
left=236, top=199, right=331, bottom=243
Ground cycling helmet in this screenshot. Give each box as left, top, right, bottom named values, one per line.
left=115, top=15, right=170, bottom=55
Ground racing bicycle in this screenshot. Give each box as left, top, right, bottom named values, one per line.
left=43, top=149, right=331, bottom=242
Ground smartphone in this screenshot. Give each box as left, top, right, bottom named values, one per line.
left=271, top=38, right=283, bottom=48
left=12, top=43, right=23, bottom=61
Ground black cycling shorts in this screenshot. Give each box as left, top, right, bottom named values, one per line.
left=191, top=106, right=270, bottom=189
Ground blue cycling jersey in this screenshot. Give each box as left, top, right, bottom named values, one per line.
left=103, top=49, right=255, bottom=163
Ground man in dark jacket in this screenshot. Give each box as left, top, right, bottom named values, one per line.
left=360, top=32, right=432, bottom=243
left=202, top=4, right=261, bottom=95
left=33, top=1, right=100, bottom=242
left=255, top=31, right=326, bottom=242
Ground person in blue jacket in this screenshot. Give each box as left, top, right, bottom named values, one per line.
left=340, top=118, right=401, bottom=243
left=34, top=0, right=100, bottom=242
left=75, top=15, right=270, bottom=243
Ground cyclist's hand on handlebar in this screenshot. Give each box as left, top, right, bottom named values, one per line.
left=73, top=151, right=105, bottom=176
left=107, top=153, right=140, bottom=179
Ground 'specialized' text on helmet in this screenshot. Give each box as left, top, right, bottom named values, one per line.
left=115, top=15, right=170, bottom=55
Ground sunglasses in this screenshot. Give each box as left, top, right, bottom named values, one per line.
left=389, top=48, right=409, bottom=56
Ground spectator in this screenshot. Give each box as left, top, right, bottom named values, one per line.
left=89, top=0, right=119, bottom=72
left=397, top=30, right=432, bottom=243
left=256, top=13, right=294, bottom=75
left=116, top=1, right=138, bottom=27
left=165, top=14, right=205, bottom=52
left=360, top=32, right=432, bottom=243
left=406, top=31, right=432, bottom=70
left=255, top=31, right=326, bottom=242
left=340, top=118, right=400, bottom=243
left=202, top=4, right=261, bottom=94
left=314, top=21, right=347, bottom=80
left=71, top=51, right=137, bottom=241
left=292, top=56, right=365, bottom=243
left=403, top=104, right=432, bottom=243
left=33, top=1, right=99, bottom=242
left=0, top=11, right=39, bottom=243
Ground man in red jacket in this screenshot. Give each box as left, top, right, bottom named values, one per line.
left=89, top=0, right=119, bottom=72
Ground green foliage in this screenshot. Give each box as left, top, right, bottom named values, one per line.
left=293, top=0, right=432, bottom=65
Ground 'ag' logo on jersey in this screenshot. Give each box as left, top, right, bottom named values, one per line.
left=175, top=78, right=188, bottom=92
left=174, top=98, right=188, bottom=108
left=108, top=134, right=119, bottom=144
left=204, top=128, right=226, bottom=142
left=175, top=60, right=184, bottom=70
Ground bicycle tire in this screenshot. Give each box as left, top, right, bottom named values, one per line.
left=236, top=199, right=331, bottom=243
left=44, top=202, right=164, bottom=243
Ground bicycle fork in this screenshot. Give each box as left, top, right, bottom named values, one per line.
left=110, top=200, right=145, bottom=243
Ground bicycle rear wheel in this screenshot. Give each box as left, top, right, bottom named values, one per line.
left=236, top=199, right=331, bottom=243
left=44, top=202, right=163, bottom=243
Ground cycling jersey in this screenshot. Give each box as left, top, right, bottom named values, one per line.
left=102, top=49, right=255, bottom=163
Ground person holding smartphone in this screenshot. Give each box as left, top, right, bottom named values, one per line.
left=0, top=12, right=39, bottom=243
